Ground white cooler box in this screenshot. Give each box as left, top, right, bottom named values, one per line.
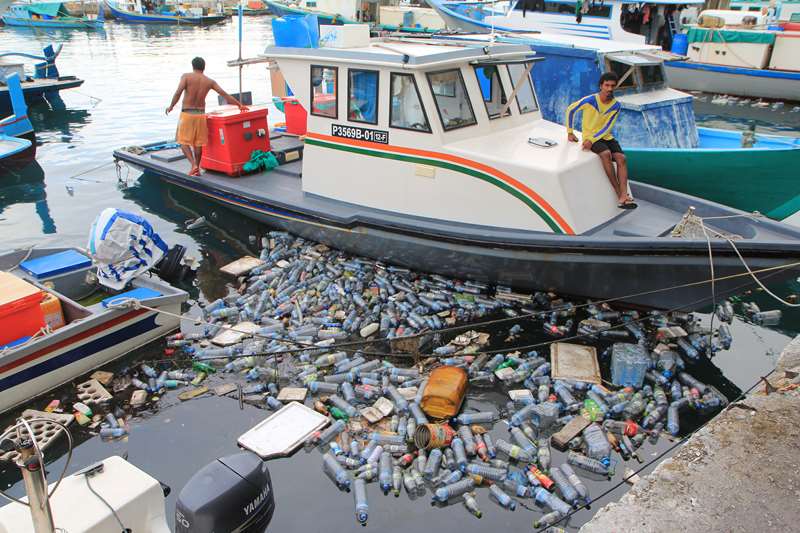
left=687, top=41, right=772, bottom=69
left=319, top=24, right=370, bottom=49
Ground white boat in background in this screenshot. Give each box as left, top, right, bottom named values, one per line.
left=426, top=0, right=704, bottom=42
left=0, top=247, right=187, bottom=415
left=663, top=12, right=800, bottom=101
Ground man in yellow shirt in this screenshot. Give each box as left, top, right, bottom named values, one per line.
left=566, top=72, right=636, bottom=209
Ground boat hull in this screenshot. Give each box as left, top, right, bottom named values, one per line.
left=0, top=305, right=180, bottom=415
left=105, top=1, right=226, bottom=24
left=626, top=127, right=800, bottom=221
left=664, top=61, right=800, bottom=101
left=0, top=16, right=103, bottom=29
left=0, top=77, right=85, bottom=112
left=0, top=129, right=36, bottom=168
left=117, top=151, right=800, bottom=312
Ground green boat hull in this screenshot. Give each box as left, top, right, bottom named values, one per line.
left=626, top=128, right=800, bottom=221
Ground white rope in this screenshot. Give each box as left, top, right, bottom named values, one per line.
left=724, top=236, right=800, bottom=308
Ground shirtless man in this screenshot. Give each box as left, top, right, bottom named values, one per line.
left=166, top=57, right=244, bottom=176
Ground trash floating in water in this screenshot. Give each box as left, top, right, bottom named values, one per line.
left=19, top=231, right=776, bottom=527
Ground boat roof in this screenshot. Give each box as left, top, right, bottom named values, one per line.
left=261, top=39, right=536, bottom=69
left=438, top=32, right=662, bottom=54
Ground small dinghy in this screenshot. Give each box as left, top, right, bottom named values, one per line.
left=0, top=211, right=188, bottom=414
left=114, top=35, right=800, bottom=310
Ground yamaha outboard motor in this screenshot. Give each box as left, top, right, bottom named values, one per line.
left=175, top=452, right=275, bottom=532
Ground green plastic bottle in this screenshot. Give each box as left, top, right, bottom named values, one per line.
left=329, top=406, right=350, bottom=421
left=496, top=359, right=518, bottom=371
left=582, top=398, right=602, bottom=422
left=192, top=361, right=216, bottom=374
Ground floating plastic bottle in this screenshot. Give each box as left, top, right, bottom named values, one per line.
left=309, top=381, right=340, bottom=394
left=495, top=438, right=533, bottom=462
left=463, top=491, right=482, bottom=518
left=265, top=396, right=282, bottom=410
left=559, top=463, right=589, bottom=503
left=534, top=487, right=571, bottom=516
left=379, top=452, right=392, bottom=494
left=488, top=484, right=517, bottom=511
left=328, top=395, right=358, bottom=418
left=509, top=427, right=537, bottom=457
left=454, top=411, right=497, bottom=425
left=458, top=425, right=477, bottom=456
left=353, top=478, right=369, bottom=526
left=550, top=467, right=578, bottom=506
left=451, top=437, right=468, bottom=471
left=537, top=440, right=551, bottom=471
left=465, top=463, right=506, bottom=482
left=423, top=448, right=442, bottom=480
left=392, top=465, right=402, bottom=497
left=533, top=510, right=563, bottom=529
left=432, top=478, right=475, bottom=504
left=99, top=427, right=127, bottom=439
left=311, top=419, right=346, bottom=449
left=409, top=402, right=429, bottom=425
left=323, top=452, right=351, bottom=491
left=567, top=452, right=610, bottom=476
left=483, top=433, right=497, bottom=459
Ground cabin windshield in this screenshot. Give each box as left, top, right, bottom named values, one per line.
left=426, top=69, right=477, bottom=131
left=506, top=62, right=539, bottom=114
left=474, top=65, right=509, bottom=119
left=348, top=69, right=379, bottom=124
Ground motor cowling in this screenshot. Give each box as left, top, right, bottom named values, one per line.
left=175, top=452, right=275, bottom=533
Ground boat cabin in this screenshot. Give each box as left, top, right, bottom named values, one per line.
left=435, top=32, right=698, bottom=149
left=264, top=37, right=621, bottom=234
left=431, top=0, right=705, bottom=43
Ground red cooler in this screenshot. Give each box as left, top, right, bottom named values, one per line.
left=200, top=105, right=270, bottom=176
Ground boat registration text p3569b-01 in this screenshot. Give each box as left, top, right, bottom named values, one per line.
left=331, top=124, right=389, bottom=144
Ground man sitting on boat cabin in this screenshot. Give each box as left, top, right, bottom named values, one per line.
left=566, top=72, right=635, bottom=210
left=166, top=57, right=245, bottom=177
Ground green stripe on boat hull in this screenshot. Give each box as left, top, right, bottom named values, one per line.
left=626, top=147, right=800, bottom=220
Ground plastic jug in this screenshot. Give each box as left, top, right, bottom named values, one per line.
left=420, top=366, right=467, bottom=419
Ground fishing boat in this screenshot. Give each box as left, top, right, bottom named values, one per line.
left=664, top=18, right=800, bottom=101
left=433, top=32, right=800, bottom=223
left=0, top=245, right=187, bottom=414
left=104, top=0, right=227, bottom=25
left=113, top=36, right=800, bottom=310
left=0, top=44, right=85, bottom=113
left=427, top=0, right=703, bottom=42
left=0, top=73, right=36, bottom=168
left=265, top=0, right=445, bottom=33
left=223, top=0, right=270, bottom=16
left=1, top=1, right=104, bottom=29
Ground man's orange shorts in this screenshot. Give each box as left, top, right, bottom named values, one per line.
left=176, top=112, right=208, bottom=147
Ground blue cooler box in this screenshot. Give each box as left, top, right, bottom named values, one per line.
left=20, top=249, right=94, bottom=300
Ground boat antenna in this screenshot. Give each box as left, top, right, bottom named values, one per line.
left=238, top=0, right=243, bottom=102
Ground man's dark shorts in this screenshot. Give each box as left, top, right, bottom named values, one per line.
left=591, top=139, right=624, bottom=155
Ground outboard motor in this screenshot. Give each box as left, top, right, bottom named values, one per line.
left=175, top=452, right=275, bottom=532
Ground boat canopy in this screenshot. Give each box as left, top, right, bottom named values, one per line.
left=18, top=1, right=67, bottom=15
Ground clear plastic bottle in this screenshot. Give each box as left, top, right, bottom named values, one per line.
left=533, top=510, right=563, bottom=528
left=451, top=437, right=468, bottom=472
left=392, top=465, right=402, bottom=497
left=328, top=395, right=358, bottom=418
left=323, top=452, right=351, bottom=491
left=463, top=492, right=482, bottom=518
left=488, top=484, right=517, bottom=511
left=454, top=411, right=497, bottom=425
left=432, top=478, right=475, bottom=503
left=550, top=467, right=578, bottom=506
left=465, top=463, right=507, bottom=482
left=483, top=433, right=497, bottom=459
left=353, top=477, right=369, bottom=526
left=509, top=427, right=537, bottom=456
left=567, top=452, right=610, bottom=476
left=582, top=424, right=611, bottom=461
left=534, top=487, right=571, bottom=516
left=560, top=463, right=589, bottom=503
left=379, top=452, right=393, bottom=494
left=458, top=425, right=477, bottom=456
left=495, top=438, right=533, bottom=462
left=423, top=448, right=442, bottom=480
left=409, top=402, right=428, bottom=425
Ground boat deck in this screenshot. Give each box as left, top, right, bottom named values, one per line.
left=115, top=132, right=800, bottom=251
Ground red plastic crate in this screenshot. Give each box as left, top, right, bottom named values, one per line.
left=200, top=105, right=270, bottom=176
left=283, top=98, right=307, bottom=136
left=0, top=272, right=44, bottom=347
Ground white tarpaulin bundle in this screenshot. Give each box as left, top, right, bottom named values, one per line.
left=87, top=208, right=168, bottom=290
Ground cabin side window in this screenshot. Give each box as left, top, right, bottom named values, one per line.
left=639, top=64, right=665, bottom=87
left=426, top=69, right=477, bottom=131
left=348, top=69, right=379, bottom=125
left=389, top=73, right=431, bottom=133
left=474, top=65, right=510, bottom=119
left=310, top=65, right=338, bottom=118
left=506, top=62, right=539, bottom=114
left=604, top=59, right=636, bottom=90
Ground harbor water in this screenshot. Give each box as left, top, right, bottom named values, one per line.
left=1, top=19, right=800, bottom=532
